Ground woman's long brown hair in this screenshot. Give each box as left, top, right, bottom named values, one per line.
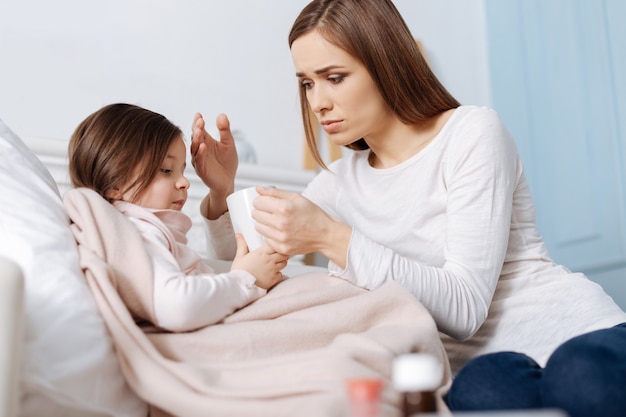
left=289, top=0, right=460, bottom=169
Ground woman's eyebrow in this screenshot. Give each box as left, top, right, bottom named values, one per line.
left=296, top=65, right=343, bottom=77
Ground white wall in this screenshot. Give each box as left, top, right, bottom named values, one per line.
left=0, top=0, right=490, bottom=171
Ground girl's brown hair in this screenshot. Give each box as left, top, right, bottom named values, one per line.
left=68, top=103, right=183, bottom=203
left=289, top=0, right=460, bottom=168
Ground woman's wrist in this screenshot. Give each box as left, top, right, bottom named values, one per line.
left=319, top=218, right=352, bottom=269
left=200, top=189, right=231, bottom=220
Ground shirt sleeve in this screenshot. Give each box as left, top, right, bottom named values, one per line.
left=203, top=211, right=237, bottom=261
left=129, top=217, right=265, bottom=332
left=308, top=109, right=520, bottom=340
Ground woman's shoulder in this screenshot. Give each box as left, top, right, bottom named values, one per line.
left=451, top=105, right=504, bottom=127
left=442, top=105, right=521, bottom=174
left=447, top=105, right=513, bottom=144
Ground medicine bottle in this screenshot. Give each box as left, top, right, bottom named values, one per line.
left=392, top=353, right=442, bottom=416
left=346, top=378, right=383, bottom=417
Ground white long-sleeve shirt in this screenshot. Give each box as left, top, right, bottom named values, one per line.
left=115, top=201, right=265, bottom=332
left=302, top=105, right=626, bottom=373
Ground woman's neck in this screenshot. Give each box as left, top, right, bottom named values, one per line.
left=367, top=109, right=455, bottom=169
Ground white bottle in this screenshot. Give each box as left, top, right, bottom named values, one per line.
left=392, top=353, right=443, bottom=416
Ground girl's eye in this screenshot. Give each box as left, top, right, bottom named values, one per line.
left=160, top=168, right=172, bottom=175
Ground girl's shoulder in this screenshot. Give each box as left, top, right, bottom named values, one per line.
left=114, top=200, right=172, bottom=239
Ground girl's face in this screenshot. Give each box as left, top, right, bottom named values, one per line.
left=124, top=137, right=190, bottom=210
left=291, top=30, right=394, bottom=147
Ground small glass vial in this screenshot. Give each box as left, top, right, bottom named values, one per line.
left=392, top=353, right=443, bottom=416
left=346, top=378, right=383, bottom=417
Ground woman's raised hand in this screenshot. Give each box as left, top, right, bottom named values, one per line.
left=192, top=112, right=238, bottom=220
left=191, top=112, right=238, bottom=197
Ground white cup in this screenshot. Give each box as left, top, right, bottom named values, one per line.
left=226, top=186, right=265, bottom=251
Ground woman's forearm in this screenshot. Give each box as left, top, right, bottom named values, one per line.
left=200, top=190, right=230, bottom=220
left=317, top=218, right=352, bottom=269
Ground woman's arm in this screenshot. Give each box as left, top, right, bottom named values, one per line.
left=253, top=186, right=352, bottom=268
left=191, top=112, right=237, bottom=220
left=191, top=112, right=239, bottom=259
left=203, top=213, right=237, bottom=261
left=251, top=109, right=520, bottom=341
left=340, top=112, right=518, bottom=340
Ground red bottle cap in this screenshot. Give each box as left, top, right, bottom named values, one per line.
left=346, top=378, right=383, bottom=403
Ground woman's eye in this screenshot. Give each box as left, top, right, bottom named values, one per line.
left=301, top=80, right=313, bottom=90
left=328, top=75, right=345, bottom=84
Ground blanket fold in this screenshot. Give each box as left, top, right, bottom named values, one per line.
left=63, top=187, right=451, bottom=417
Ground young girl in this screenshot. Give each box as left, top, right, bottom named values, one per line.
left=193, top=1, right=626, bottom=416
left=68, top=103, right=288, bottom=332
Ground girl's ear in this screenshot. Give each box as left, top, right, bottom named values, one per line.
left=106, top=186, right=122, bottom=200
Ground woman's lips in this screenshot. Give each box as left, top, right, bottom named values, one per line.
left=322, top=120, right=343, bottom=133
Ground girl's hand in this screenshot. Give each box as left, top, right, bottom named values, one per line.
left=252, top=186, right=351, bottom=268
left=191, top=112, right=238, bottom=219
left=230, top=234, right=288, bottom=290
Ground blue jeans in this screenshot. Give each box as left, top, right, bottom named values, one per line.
left=446, top=323, right=626, bottom=417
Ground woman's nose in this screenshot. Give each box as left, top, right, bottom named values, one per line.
left=308, top=86, right=331, bottom=114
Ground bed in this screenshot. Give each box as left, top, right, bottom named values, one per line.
left=0, top=117, right=455, bottom=417
left=0, top=256, right=22, bottom=417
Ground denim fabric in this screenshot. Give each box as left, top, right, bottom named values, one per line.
left=446, top=323, right=626, bottom=417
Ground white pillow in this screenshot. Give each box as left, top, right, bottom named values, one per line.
left=0, top=118, right=147, bottom=417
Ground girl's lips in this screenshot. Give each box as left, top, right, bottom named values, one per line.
left=172, top=200, right=185, bottom=208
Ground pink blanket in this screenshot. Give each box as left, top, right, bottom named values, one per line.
left=64, top=187, right=451, bottom=417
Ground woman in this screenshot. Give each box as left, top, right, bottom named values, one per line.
left=244, top=0, right=626, bottom=416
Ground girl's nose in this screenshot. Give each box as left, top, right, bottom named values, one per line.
left=177, top=175, right=190, bottom=190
